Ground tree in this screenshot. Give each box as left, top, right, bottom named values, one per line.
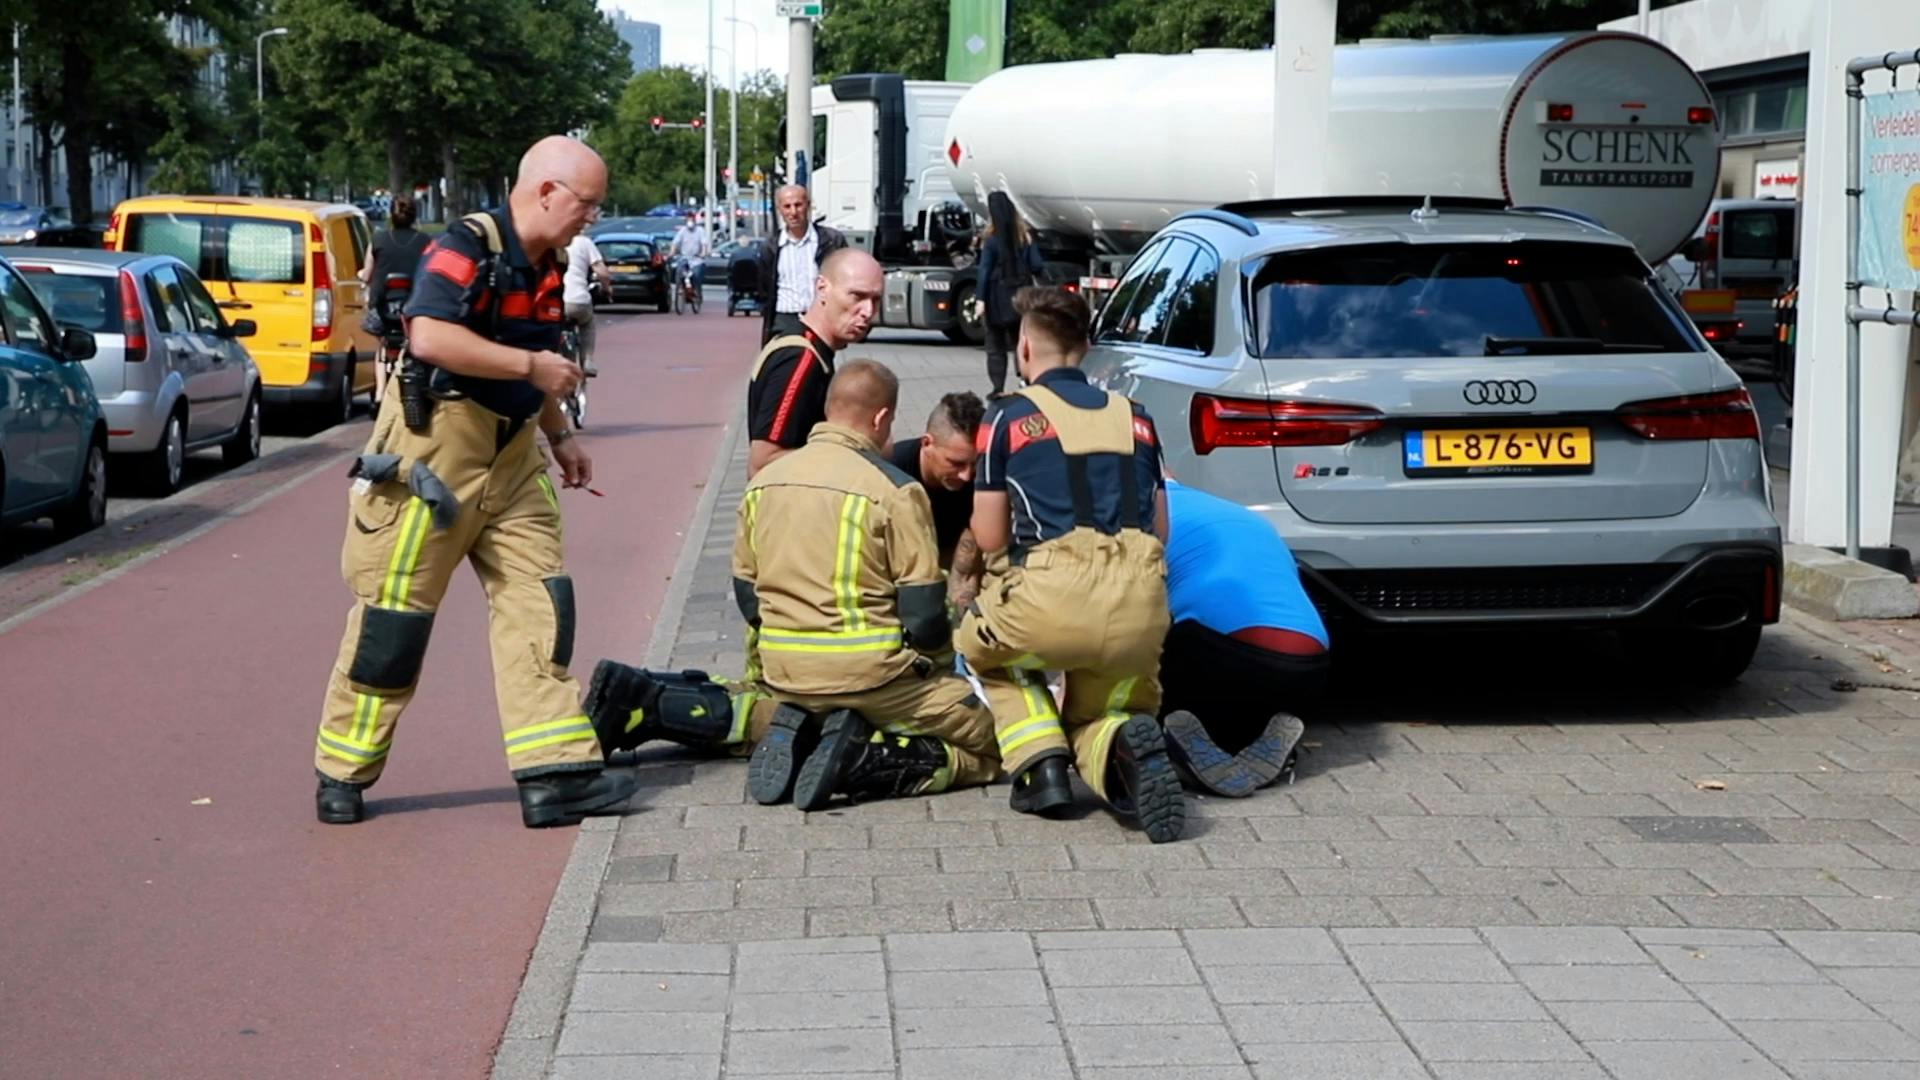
left=591, top=64, right=785, bottom=215
left=146, top=95, right=215, bottom=194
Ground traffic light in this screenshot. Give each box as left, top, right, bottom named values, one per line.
left=691, top=116, right=704, bottom=130
left=650, top=116, right=663, bottom=134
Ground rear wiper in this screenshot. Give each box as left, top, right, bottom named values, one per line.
left=1483, top=336, right=1669, bottom=356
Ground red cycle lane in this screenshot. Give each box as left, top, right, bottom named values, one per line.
left=0, top=306, right=756, bottom=1079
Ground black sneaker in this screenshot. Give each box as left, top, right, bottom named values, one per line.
left=792, top=710, right=947, bottom=812
left=316, top=776, right=365, bottom=825
left=517, top=769, right=637, bottom=828
left=1234, top=712, right=1307, bottom=790
left=1007, top=755, right=1074, bottom=817
left=1162, top=710, right=1259, bottom=798
left=1105, top=714, right=1186, bottom=843
left=746, top=704, right=820, bottom=805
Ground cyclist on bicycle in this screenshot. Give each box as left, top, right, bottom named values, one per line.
left=563, top=232, right=610, bottom=376
left=670, top=213, right=709, bottom=299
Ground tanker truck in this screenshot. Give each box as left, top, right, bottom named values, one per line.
left=814, top=31, right=1721, bottom=344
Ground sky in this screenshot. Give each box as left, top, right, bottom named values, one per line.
left=607, top=0, right=794, bottom=81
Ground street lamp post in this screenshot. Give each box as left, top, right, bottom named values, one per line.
left=255, top=26, right=289, bottom=140
left=725, top=10, right=759, bottom=243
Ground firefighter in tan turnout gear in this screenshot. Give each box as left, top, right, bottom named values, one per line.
left=608, top=359, right=998, bottom=812
left=312, top=136, right=636, bottom=828
left=959, top=286, right=1186, bottom=842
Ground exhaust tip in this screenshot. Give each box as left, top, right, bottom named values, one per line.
left=1682, top=593, right=1749, bottom=632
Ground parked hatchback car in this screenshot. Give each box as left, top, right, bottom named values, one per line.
left=106, top=196, right=378, bottom=426
left=0, top=254, right=107, bottom=535
left=0, top=203, right=74, bottom=246
left=590, top=235, right=667, bottom=310
left=17, top=250, right=263, bottom=494
left=1080, top=197, right=1783, bottom=683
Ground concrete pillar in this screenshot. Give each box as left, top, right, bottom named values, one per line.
left=1271, top=0, right=1338, bottom=198
left=1788, top=0, right=1917, bottom=548
left=786, top=18, right=812, bottom=181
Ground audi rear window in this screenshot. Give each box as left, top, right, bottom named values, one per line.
left=1251, top=240, right=1700, bottom=359
left=598, top=241, right=655, bottom=263
left=18, top=270, right=121, bottom=334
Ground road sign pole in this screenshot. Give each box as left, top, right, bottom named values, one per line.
left=786, top=14, right=812, bottom=185
left=705, top=0, right=717, bottom=240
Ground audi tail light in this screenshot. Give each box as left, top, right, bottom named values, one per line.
left=310, top=222, right=333, bottom=342
left=1616, top=388, right=1759, bottom=441
left=119, top=270, right=148, bottom=362
left=1191, top=394, right=1385, bottom=455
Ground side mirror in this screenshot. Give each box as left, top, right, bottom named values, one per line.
left=60, top=326, right=96, bottom=361
left=227, top=318, right=258, bottom=339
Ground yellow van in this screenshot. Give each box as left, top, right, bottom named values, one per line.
left=105, top=196, right=378, bottom=424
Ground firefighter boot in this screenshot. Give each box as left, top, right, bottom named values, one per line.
left=746, top=704, right=822, bottom=806
left=1008, top=754, right=1075, bottom=817
left=517, top=768, right=638, bottom=828
left=1163, top=710, right=1260, bottom=798
left=584, top=661, right=734, bottom=755
left=316, top=775, right=366, bottom=825
left=1106, top=714, right=1187, bottom=843
left=1233, top=712, right=1307, bottom=790
left=792, top=710, right=949, bottom=812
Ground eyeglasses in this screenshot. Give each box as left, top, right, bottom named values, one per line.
left=553, top=179, right=603, bottom=221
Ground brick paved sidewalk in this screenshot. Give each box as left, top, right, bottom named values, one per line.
left=518, top=338, right=1920, bottom=1079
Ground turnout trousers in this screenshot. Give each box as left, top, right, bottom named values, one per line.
left=958, top=529, right=1170, bottom=802
left=315, top=396, right=605, bottom=785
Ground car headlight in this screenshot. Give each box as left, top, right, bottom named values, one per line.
left=21, top=229, right=35, bottom=241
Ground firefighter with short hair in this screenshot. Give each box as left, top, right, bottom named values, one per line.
left=312, top=136, right=636, bottom=828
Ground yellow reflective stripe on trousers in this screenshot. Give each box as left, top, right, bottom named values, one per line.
left=318, top=724, right=390, bottom=765
left=349, top=689, right=381, bottom=746
left=727, top=690, right=759, bottom=745
left=503, top=714, right=596, bottom=755
left=537, top=473, right=559, bottom=512
left=758, top=626, right=903, bottom=653
left=998, top=671, right=1064, bottom=756
left=833, top=493, right=871, bottom=631
left=378, top=498, right=432, bottom=608
left=1105, top=677, right=1139, bottom=717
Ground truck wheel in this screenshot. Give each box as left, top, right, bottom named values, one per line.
left=945, top=281, right=987, bottom=346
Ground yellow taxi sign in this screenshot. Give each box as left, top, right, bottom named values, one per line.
left=1680, top=289, right=1738, bottom=315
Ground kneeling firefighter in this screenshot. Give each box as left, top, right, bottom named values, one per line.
left=312, top=137, right=635, bottom=828
left=587, top=360, right=1001, bottom=810
left=957, top=285, right=1185, bottom=842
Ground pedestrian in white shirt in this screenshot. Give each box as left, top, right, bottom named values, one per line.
left=757, top=184, right=847, bottom=344
left=564, top=233, right=609, bottom=376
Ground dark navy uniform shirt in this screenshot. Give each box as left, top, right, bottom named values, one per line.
left=405, top=204, right=563, bottom=420
left=747, top=326, right=837, bottom=449
left=975, top=367, right=1163, bottom=551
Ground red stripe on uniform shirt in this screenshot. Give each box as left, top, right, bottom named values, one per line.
left=1132, top=416, right=1157, bottom=446
left=768, top=349, right=818, bottom=443
left=425, top=245, right=478, bottom=288
left=498, top=291, right=534, bottom=319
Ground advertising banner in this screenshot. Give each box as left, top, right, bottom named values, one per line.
left=1860, top=89, right=1920, bottom=289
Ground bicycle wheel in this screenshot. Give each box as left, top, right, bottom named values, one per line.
left=672, top=285, right=683, bottom=315
left=690, top=285, right=702, bottom=315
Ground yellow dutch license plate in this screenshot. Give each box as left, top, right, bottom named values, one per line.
left=1404, top=427, right=1593, bottom=474
left=610, top=263, right=639, bottom=273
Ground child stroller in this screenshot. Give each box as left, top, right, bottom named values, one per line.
left=726, top=252, right=764, bottom=318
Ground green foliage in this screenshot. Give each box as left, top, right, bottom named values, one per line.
left=591, top=65, right=785, bottom=214
left=145, top=95, right=215, bottom=194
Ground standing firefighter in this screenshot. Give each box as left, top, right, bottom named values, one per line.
left=312, top=137, right=636, bottom=828
left=958, top=286, right=1185, bottom=842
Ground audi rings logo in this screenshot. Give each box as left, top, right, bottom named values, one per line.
left=1463, top=379, right=1538, bottom=406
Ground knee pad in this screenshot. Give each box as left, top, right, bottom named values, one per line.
left=544, top=576, right=576, bottom=668
left=593, top=666, right=735, bottom=752
left=349, top=607, right=435, bottom=691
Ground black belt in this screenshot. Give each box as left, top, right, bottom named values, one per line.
left=497, top=416, right=530, bottom=451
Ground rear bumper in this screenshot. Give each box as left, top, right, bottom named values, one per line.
left=99, top=391, right=169, bottom=453
left=606, top=278, right=665, bottom=304
left=263, top=351, right=350, bottom=406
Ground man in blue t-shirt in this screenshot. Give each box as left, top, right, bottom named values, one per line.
left=1158, top=481, right=1329, bottom=798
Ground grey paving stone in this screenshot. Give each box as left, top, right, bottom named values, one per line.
left=673, top=849, right=806, bottom=881
left=605, top=855, right=675, bottom=884
left=1583, top=1039, right=1788, bottom=1080
left=808, top=903, right=953, bottom=937
left=1372, top=816, right=1512, bottom=843
left=1619, top=815, right=1777, bottom=843
left=1546, top=1000, right=1736, bottom=1041
left=555, top=1012, right=726, bottom=1056
left=1520, top=894, right=1686, bottom=928
left=805, top=848, right=939, bottom=876
left=1241, top=1039, right=1429, bottom=1079
left=1203, top=963, right=1372, bottom=1004
left=1416, top=794, right=1549, bottom=817
left=735, top=876, right=874, bottom=909
left=1627, top=928, right=1784, bottom=946
left=1483, top=927, right=1648, bottom=966
left=580, top=943, right=732, bottom=974
left=1810, top=897, right=1920, bottom=930
left=1096, top=897, right=1247, bottom=929
left=1198, top=841, right=1343, bottom=868
left=1558, top=867, right=1713, bottom=896
left=1830, top=967, right=1920, bottom=1006
left=735, top=935, right=881, bottom=956
left=1788, top=1064, right=1920, bottom=1080
left=1512, top=964, right=1694, bottom=1002
left=1499, top=817, right=1641, bottom=843
left=1344, top=943, right=1514, bottom=983
left=1070, top=843, right=1209, bottom=870
left=1536, top=794, right=1673, bottom=817
left=1689, top=865, right=1861, bottom=897
left=743, top=824, right=869, bottom=851
left=953, top=898, right=1098, bottom=931
left=1837, top=868, right=1920, bottom=898
left=1286, top=868, right=1435, bottom=896
left=1184, top=928, right=1343, bottom=967
left=1858, top=844, right=1920, bottom=870
left=1461, top=841, right=1608, bottom=868
left=1733, top=1018, right=1920, bottom=1061
left=1055, top=986, right=1224, bottom=1025
left=590, top=915, right=666, bottom=943
left=1645, top=942, right=1828, bottom=985
left=1217, top=892, right=1386, bottom=928
left=733, top=950, right=886, bottom=994
left=716, top=990, right=885, bottom=1035
left=1065, top=1023, right=1243, bottom=1067
left=940, top=845, right=1071, bottom=872
left=1078, top=1069, right=1253, bottom=1080
left=1691, top=982, right=1882, bottom=1021
left=1329, top=840, right=1473, bottom=868
left=1766, top=820, right=1908, bottom=845
left=1726, top=842, right=1886, bottom=870
left=1001, top=817, right=1149, bottom=846
left=613, top=826, right=743, bottom=857
left=1043, top=947, right=1199, bottom=987
left=874, top=872, right=1012, bottom=904
left=1427, top=1065, right=1609, bottom=1080
left=1335, top=927, right=1481, bottom=945
left=1661, top=895, right=1839, bottom=930
left=568, top=973, right=729, bottom=1013
left=1782, top=930, right=1920, bottom=967
left=1249, top=816, right=1391, bottom=843
left=1398, top=1020, right=1589, bottom=1062
left=725, top=1027, right=895, bottom=1074
left=1291, top=791, right=1429, bottom=817
left=893, top=967, right=1051, bottom=1009
left=1036, top=929, right=1183, bottom=950
left=1379, top=896, right=1542, bottom=927
left=1419, top=867, right=1565, bottom=896
left=1371, top=982, right=1552, bottom=1022
left=1784, top=794, right=1920, bottom=820
left=1150, top=868, right=1297, bottom=897
left=894, top=1005, right=1064, bottom=1048
left=886, top=930, right=1036, bottom=971
left=598, top=881, right=736, bottom=916
left=1590, top=842, right=1748, bottom=870
left=1219, top=1002, right=1399, bottom=1043
left=899, top=1045, right=1073, bottom=1080
left=550, top=1055, right=720, bottom=1080
left=1013, top=870, right=1154, bottom=899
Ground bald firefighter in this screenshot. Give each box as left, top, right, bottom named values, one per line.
left=585, top=360, right=1000, bottom=810
left=958, top=285, right=1185, bottom=842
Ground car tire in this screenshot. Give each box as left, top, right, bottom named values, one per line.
left=224, top=390, right=262, bottom=467
left=142, top=409, right=186, bottom=496
left=1620, top=623, right=1763, bottom=686
left=656, top=293, right=671, bottom=314
left=55, top=439, right=108, bottom=538
left=337, top=357, right=358, bottom=426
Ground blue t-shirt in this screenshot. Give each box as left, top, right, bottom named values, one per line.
left=1165, top=481, right=1328, bottom=646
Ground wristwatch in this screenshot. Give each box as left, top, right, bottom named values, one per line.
left=547, top=427, right=575, bottom=445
